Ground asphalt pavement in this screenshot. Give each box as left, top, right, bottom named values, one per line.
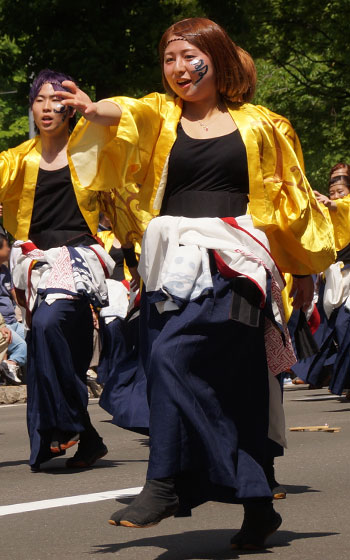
left=0, top=386, right=349, bottom=560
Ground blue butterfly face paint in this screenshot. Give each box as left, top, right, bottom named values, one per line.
left=190, top=58, right=209, bottom=85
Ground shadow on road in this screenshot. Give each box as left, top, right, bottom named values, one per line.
left=323, top=408, right=350, bottom=413
left=0, top=459, right=29, bottom=468
left=38, top=457, right=147, bottom=474
left=282, top=484, right=320, bottom=494
left=0, top=456, right=148, bottom=471
left=90, top=528, right=338, bottom=559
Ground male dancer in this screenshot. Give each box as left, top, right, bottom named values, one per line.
left=0, top=70, right=120, bottom=471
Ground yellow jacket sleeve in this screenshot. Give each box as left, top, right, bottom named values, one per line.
left=69, top=93, right=171, bottom=246
left=255, top=105, right=305, bottom=173
left=69, top=92, right=167, bottom=192
left=242, top=107, right=335, bottom=274
left=0, top=149, right=14, bottom=200
left=0, top=138, right=40, bottom=238
left=0, top=141, right=34, bottom=202
left=326, top=195, right=350, bottom=251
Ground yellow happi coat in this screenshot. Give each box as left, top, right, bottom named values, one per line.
left=0, top=136, right=151, bottom=247
left=323, top=195, right=350, bottom=252
left=0, top=94, right=335, bottom=275
left=256, top=106, right=306, bottom=320
left=68, top=93, right=335, bottom=275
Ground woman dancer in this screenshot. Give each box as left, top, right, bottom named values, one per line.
left=57, top=18, right=335, bottom=550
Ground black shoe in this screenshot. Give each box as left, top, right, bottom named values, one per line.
left=109, top=478, right=179, bottom=528
left=231, top=504, right=282, bottom=550
left=65, top=441, right=108, bottom=468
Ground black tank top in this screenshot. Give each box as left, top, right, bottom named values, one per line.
left=161, top=123, right=249, bottom=218
left=29, top=165, right=92, bottom=250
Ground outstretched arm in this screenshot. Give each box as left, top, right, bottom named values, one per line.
left=56, top=80, right=122, bottom=126
left=313, top=190, right=337, bottom=211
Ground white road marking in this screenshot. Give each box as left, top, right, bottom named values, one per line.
left=292, top=395, right=343, bottom=401
left=0, top=486, right=143, bottom=517
left=0, top=403, right=26, bottom=408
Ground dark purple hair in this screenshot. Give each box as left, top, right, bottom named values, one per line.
left=29, top=69, right=77, bottom=132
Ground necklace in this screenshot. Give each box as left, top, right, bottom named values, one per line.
left=197, top=108, right=221, bottom=132
left=182, top=107, right=222, bottom=132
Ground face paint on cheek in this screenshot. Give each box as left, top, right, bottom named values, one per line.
left=53, top=103, right=67, bottom=114
left=190, top=58, right=209, bottom=85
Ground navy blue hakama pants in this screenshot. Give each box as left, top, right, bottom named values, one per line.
left=141, top=271, right=272, bottom=508
left=27, top=297, right=94, bottom=467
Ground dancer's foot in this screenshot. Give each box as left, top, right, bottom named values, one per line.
left=271, top=484, right=287, bottom=500
left=264, top=461, right=287, bottom=500
left=109, top=478, right=179, bottom=528
left=50, top=430, right=80, bottom=453
left=292, top=377, right=307, bottom=385
left=230, top=504, right=282, bottom=550
left=66, top=441, right=108, bottom=468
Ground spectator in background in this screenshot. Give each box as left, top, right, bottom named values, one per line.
left=292, top=167, right=350, bottom=389
left=329, top=162, right=350, bottom=187
left=0, top=312, right=11, bottom=384
left=0, top=234, right=26, bottom=384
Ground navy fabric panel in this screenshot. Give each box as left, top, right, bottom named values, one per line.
left=27, top=297, right=93, bottom=466
left=140, top=271, right=272, bottom=504
left=99, top=315, right=149, bottom=432
left=328, top=304, right=350, bottom=394
left=292, top=275, right=350, bottom=393
left=98, top=317, right=130, bottom=385
left=291, top=281, right=331, bottom=382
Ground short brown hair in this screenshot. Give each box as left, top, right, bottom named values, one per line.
left=159, top=18, right=256, bottom=103
left=330, top=162, right=350, bottom=178
left=329, top=162, right=350, bottom=187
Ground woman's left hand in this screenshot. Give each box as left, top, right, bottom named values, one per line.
left=290, top=275, right=314, bottom=312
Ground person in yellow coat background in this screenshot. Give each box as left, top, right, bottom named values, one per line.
left=295, top=165, right=350, bottom=394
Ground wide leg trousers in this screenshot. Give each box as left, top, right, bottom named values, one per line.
left=27, top=297, right=94, bottom=467
left=141, top=271, right=272, bottom=506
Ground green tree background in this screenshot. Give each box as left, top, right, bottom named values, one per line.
left=1, top=0, right=349, bottom=191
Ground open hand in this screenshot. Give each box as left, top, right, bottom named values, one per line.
left=55, top=80, right=98, bottom=119
left=313, top=190, right=336, bottom=210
